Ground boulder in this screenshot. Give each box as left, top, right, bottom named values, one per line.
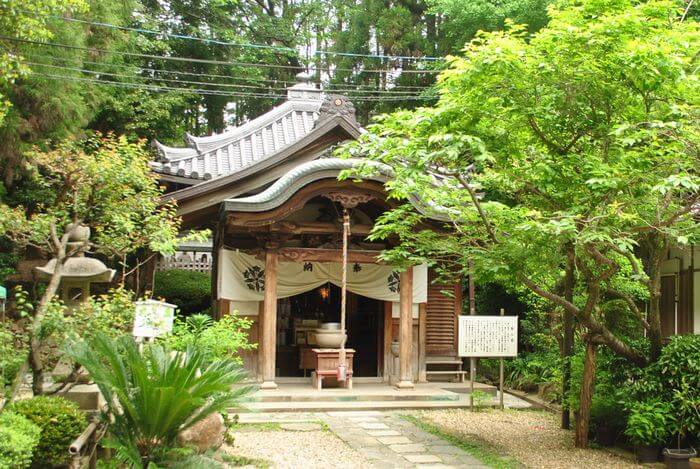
left=177, top=413, right=225, bottom=453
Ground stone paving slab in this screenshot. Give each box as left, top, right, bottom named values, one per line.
left=368, top=430, right=402, bottom=437
left=236, top=410, right=495, bottom=468
left=404, top=455, right=442, bottom=463
left=319, top=410, right=491, bottom=468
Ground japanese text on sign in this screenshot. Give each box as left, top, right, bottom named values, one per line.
left=458, top=316, right=518, bottom=357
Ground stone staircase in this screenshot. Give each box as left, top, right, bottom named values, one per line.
left=233, top=381, right=499, bottom=412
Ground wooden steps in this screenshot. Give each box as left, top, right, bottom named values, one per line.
left=426, top=356, right=465, bottom=383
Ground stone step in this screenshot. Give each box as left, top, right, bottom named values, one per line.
left=246, top=392, right=461, bottom=403
left=232, top=398, right=481, bottom=413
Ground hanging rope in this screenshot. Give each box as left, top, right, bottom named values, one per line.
left=338, top=208, right=350, bottom=381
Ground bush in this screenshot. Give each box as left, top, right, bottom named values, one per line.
left=67, top=335, right=252, bottom=467
left=624, top=400, right=671, bottom=447
left=161, top=313, right=256, bottom=364
left=1, top=322, right=27, bottom=390
left=7, top=396, right=87, bottom=468
left=0, top=411, right=41, bottom=469
left=624, top=335, right=700, bottom=448
left=153, top=269, right=211, bottom=315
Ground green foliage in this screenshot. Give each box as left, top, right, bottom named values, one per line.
left=7, top=396, right=86, bottom=468
left=12, top=287, right=136, bottom=380
left=624, top=400, right=672, bottom=447
left=162, top=313, right=256, bottom=365
left=0, top=318, right=27, bottom=391
left=0, top=411, right=41, bottom=469
left=339, top=0, right=700, bottom=371
left=503, top=351, right=562, bottom=401
left=154, top=269, right=212, bottom=316
left=625, top=336, right=700, bottom=448
left=0, top=134, right=185, bottom=258
left=66, top=334, right=253, bottom=467
left=471, top=390, right=491, bottom=410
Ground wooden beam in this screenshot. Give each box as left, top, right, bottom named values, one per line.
left=225, top=180, right=389, bottom=227
left=277, top=248, right=384, bottom=264
left=228, top=221, right=374, bottom=236
left=260, top=248, right=278, bottom=389
left=396, top=267, right=415, bottom=389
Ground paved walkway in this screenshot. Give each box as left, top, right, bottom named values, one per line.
left=237, top=411, right=490, bottom=468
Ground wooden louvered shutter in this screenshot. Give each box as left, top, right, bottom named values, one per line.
left=425, top=270, right=461, bottom=356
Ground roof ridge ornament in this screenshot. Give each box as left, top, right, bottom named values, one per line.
left=318, top=94, right=356, bottom=123
left=287, top=72, right=322, bottom=101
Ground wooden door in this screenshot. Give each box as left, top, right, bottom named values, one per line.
left=425, top=271, right=461, bottom=356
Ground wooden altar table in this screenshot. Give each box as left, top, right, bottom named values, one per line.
left=310, top=348, right=355, bottom=390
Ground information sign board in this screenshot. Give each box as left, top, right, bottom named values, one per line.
left=133, top=299, right=176, bottom=338
left=458, top=315, right=518, bottom=357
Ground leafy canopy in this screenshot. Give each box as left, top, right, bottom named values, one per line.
left=340, top=0, right=700, bottom=364
left=0, top=133, right=185, bottom=259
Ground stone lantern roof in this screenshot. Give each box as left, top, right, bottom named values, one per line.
left=34, top=224, right=116, bottom=283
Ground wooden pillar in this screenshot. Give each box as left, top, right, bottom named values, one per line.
left=210, top=219, right=224, bottom=319
left=382, top=302, right=392, bottom=382
left=260, top=247, right=278, bottom=389
left=396, top=267, right=414, bottom=389
left=418, top=303, right=427, bottom=383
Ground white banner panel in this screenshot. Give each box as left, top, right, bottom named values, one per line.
left=218, top=249, right=427, bottom=304
left=458, top=316, right=518, bottom=357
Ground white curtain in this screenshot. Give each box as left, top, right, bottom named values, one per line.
left=218, top=249, right=427, bottom=305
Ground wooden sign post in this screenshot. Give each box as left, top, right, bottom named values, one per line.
left=458, top=313, right=518, bottom=411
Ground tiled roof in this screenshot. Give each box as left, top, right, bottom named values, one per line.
left=150, top=76, right=329, bottom=181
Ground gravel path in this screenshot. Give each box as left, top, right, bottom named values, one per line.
left=226, top=430, right=370, bottom=468
left=417, top=409, right=641, bottom=469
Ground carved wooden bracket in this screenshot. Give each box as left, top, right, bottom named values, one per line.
left=323, top=192, right=375, bottom=208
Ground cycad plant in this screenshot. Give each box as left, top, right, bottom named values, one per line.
left=67, top=335, right=251, bottom=467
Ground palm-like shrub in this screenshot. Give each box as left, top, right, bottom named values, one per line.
left=67, top=335, right=251, bottom=467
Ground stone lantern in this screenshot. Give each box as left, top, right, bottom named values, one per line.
left=34, top=224, right=116, bottom=308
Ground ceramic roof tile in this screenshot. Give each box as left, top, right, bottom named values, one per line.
left=150, top=77, right=328, bottom=181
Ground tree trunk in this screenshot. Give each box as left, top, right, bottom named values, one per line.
left=561, top=245, right=575, bottom=429
left=575, top=339, right=597, bottom=448
left=29, top=260, right=64, bottom=395
left=645, top=238, right=666, bottom=361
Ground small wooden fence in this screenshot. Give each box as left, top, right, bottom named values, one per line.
left=155, top=256, right=212, bottom=272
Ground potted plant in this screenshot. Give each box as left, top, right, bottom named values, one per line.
left=663, top=381, right=698, bottom=469
left=624, top=400, right=671, bottom=463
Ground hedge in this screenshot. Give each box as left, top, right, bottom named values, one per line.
left=153, top=269, right=211, bottom=316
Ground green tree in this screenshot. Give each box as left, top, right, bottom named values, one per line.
left=340, top=0, right=699, bottom=447
left=0, top=134, right=190, bottom=396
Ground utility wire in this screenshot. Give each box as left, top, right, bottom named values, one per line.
left=36, top=12, right=446, bottom=63
left=0, top=36, right=444, bottom=74
left=25, top=60, right=434, bottom=96
left=28, top=53, right=431, bottom=90
left=32, top=73, right=436, bottom=101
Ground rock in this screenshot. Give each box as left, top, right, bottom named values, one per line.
left=177, top=413, right=225, bottom=453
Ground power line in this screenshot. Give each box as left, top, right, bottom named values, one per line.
left=38, top=12, right=446, bottom=63
left=0, top=36, right=443, bottom=74
left=25, top=59, right=435, bottom=96
left=31, top=73, right=436, bottom=101
left=29, top=53, right=431, bottom=91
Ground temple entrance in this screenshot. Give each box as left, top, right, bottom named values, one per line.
left=276, top=284, right=383, bottom=378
